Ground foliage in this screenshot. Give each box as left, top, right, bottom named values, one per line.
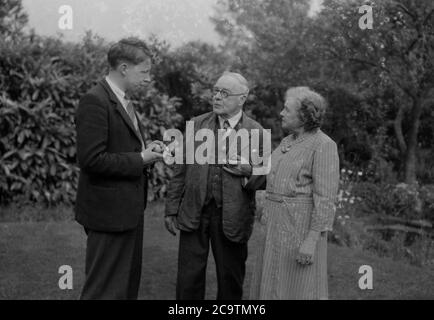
left=331, top=167, right=434, bottom=265
left=317, top=0, right=434, bottom=183
left=0, top=34, right=102, bottom=205
left=0, top=0, right=28, bottom=41
left=211, top=0, right=434, bottom=183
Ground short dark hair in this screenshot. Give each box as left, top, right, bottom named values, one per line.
left=107, top=37, right=154, bottom=69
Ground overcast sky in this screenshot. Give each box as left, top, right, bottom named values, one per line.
left=22, top=0, right=323, bottom=48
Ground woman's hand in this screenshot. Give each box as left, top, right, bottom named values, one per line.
left=296, top=231, right=320, bottom=266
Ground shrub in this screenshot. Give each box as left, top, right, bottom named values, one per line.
left=330, top=168, right=434, bottom=265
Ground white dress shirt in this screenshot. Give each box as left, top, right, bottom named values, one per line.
left=105, top=76, right=144, bottom=151
left=105, top=76, right=129, bottom=111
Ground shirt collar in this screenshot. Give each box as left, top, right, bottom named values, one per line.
left=280, top=128, right=320, bottom=152
left=105, top=76, right=127, bottom=103
left=218, top=110, right=243, bottom=129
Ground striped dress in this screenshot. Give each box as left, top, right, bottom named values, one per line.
left=249, top=129, right=339, bottom=300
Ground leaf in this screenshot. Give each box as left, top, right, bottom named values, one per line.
left=17, top=131, right=26, bottom=144
left=49, top=164, right=56, bottom=176
left=1, top=164, right=10, bottom=176
left=2, top=150, right=16, bottom=160
left=10, top=182, right=22, bottom=191
left=18, top=151, right=32, bottom=161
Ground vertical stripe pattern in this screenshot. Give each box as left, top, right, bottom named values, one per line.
left=249, top=129, right=339, bottom=300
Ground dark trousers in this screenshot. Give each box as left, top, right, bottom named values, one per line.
left=176, top=200, right=248, bottom=300
left=80, top=214, right=144, bottom=300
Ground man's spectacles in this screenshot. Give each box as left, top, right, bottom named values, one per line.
left=213, top=87, right=247, bottom=99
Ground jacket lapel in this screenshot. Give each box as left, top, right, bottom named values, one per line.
left=137, top=114, right=147, bottom=144
left=99, top=79, right=143, bottom=143
left=203, top=111, right=217, bottom=132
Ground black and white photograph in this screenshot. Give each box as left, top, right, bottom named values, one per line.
left=0, top=0, right=434, bottom=306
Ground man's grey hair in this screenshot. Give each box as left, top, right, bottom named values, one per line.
left=285, top=86, right=327, bottom=132
left=222, top=71, right=250, bottom=95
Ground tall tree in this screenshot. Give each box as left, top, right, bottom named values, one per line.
left=211, top=0, right=313, bottom=88
left=317, top=0, right=434, bottom=184
left=0, top=0, right=28, bottom=41
left=211, top=0, right=434, bottom=183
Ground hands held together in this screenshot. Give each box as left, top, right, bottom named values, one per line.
left=141, top=140, right=165, bottom=165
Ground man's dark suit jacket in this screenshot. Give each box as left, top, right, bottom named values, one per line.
left=165, top=111, right=265, bottom=243
left=75, top=79, right=148, bottom=232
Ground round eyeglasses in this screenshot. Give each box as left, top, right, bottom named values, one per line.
left=213, top=87, right=247, bottom=99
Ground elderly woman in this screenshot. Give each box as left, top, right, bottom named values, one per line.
left=249, top=87, right=340, bottom=300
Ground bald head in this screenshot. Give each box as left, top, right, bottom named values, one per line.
left=219, top=71, right=250, bottom=95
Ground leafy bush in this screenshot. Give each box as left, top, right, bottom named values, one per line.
left=330, top=168, right=434, bottom=265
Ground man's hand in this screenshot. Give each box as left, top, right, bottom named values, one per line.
left=164, top=216, right=177, bottom=236
left=141, top=145, right=164, bottom=165
left=296, top=231, right=320, bottom=266
left=147, top=140, right=166, bottom=154
left=223, top=155, right=252, bottom=177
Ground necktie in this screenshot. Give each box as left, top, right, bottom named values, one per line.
left=125, top=98, right=145, bottom=151
left=222, top=119, right=230, bottom=130
left=126, top=100, right=138, bottom=131
left=222, top=120, right=232, bottom=161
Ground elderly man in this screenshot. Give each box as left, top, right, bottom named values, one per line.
left=165, top=72, right=265, bottom=300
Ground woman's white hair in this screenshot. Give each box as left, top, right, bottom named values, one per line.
left=285, top=86, right=327, bottom=131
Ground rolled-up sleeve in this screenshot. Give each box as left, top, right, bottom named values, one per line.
left=310, top=140, right=340, bottom=232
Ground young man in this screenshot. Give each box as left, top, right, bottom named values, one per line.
left=75, top=38, right=163, bottom=299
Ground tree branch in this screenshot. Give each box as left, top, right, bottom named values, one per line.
left=393, top=103, right=407, bottom=154
left=393, top=1, right=417, bottom=22
left=423, top=8, right=434, bottom=26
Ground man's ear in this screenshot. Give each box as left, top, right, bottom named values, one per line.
left=239, top=94, right=247, bottom=106
left=118, top=63, right=128, bottom=76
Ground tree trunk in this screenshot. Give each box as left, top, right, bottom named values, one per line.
left=404, top=97, right=423, bottom=184
left=394, top=104, right=407, bottom=155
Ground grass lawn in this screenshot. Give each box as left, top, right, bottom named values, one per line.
left=1, top=201, right=434, bottom=300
